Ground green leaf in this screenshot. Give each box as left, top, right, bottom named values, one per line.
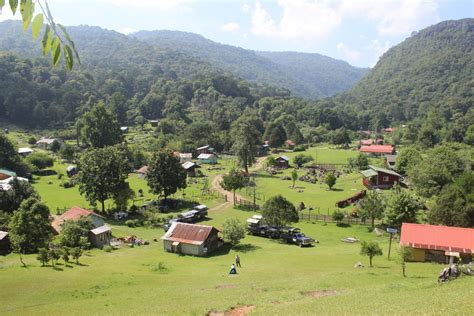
left=20, top=0, right=33, bottom=31
left=41, top=25, right=52, bottom=56
left=64, top=45, right=74, bottom=71
left=9, top=0, right=18, bottom=15
left=58, top=24, right=80, bottom=64
left=52, top=40, right=61, bottom=66
left=31, top=13, right=43, bottom=40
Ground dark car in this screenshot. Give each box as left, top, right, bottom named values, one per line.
left=280, top=227, right=314, bottom=247
left=163, top=218, right=183, bottom=231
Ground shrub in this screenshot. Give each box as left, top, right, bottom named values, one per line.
left=222, top=218, right=246, bottom=246
left=293, top=144, right=306, bottom=152
left=332, top=210, right=345, bottom=225
left=103, top=245, right=113, bottom=252
left=26, top=152, right=54, bottom=170
left=28, top=136, right=37, bottom=145
left=125, top=220, right=135, bottom=227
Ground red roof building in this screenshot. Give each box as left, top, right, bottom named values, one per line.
left=359, top=145, right=395, bottom=155
left=359, top=139, right=373, bottom=146
left=161, top=223, right=222, bottom=256
left=400, top=223, right=474, bottom=263
left=52, top=206, right=104, bottom=233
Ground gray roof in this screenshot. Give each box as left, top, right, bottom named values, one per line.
left=182, top=161, right=197, bottom=170
left=386, top=155, right=397, bottom=163
left=0, top=231, right=8, bottom=240
left=360, top=169, right=378, bottom=178
left=277, top=156, right=290, bottom=161
left=368, top=165, right=401, bottom=177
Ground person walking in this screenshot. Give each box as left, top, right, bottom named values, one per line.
left=235, top=255, right=241, bottom=268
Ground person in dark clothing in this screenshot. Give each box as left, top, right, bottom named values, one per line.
left=229, top=264, right=237, bottom=274
left=235, top=255, right=241, bottom=268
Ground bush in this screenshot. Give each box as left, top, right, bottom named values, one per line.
left=28, top=136, right=37, bottom=145
left=125, top=219, right=135, bottom=227
left=332, top=210, right=345, bottom=225
left=222, top=218, right=246, bottom=246
left=26, top=152, right=54, bottom=170
left=293, top=144, right=306, bottom=152
left=103, top=245, right=113, bottom=252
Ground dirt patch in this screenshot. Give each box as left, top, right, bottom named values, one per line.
left=208, top=305, right=256, bottom=316
left=214, top=284, right=238, bottom=289
left=301, top=290, right=338, bottom=298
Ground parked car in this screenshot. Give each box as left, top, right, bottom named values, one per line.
left=280, top=227, right=315, bottom=247
left=164, top=218, right=183, bottom=231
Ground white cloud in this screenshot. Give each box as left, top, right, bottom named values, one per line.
left=106, top=0, right=196, bottom=10
left=221, top=22, right=240, bottom=32
left=250, top=0, right=440, bottom=42
left=119, top=27, right=138, bottom=35
left=366, top=39, right=392, bottom=66
left=336, top=42, right=361, bottom=63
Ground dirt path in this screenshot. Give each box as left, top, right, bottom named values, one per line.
left=208, top=157, right=266, bottom=212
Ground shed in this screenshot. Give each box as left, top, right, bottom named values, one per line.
left=136, top=166, right=148, bottom=178
left=196, top=145, right=211, bottom=155
left=120, top=126, right=129, bottom=133
left=179, top=153, right=193, bottom=163
left=161, top=222, right=221, bottom=256
left=36, top=137, right=62, bottom=150
left=66, top=165, right=78, bottom=177
left=197, top=153, right=217, bottom=164
left=18, top=147, right=34, bottom=157
left=182, top=161, right=199, bottom=176
left=0, top=231, right=10, bottom=255
left=400, top=223, right=474, bottom=263
left=285, top=140, right=296, bottom=148
left=275, top=156, right=290, bottom=169
left=359, top=139, right=373, bottom=146
left=360, top=165, right=401, bottom=189
left=385, top=155, right=397, bottom=169
left=89, top=225, right=112, bottom=248
left=149, top=120, right=159, bottom=127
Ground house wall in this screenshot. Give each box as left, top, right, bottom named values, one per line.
left=376, top=172, right=400, bottom=188
left=163, top=240, right=202, bottom=256
left=409, top=248, right=426, bottom=262
left=0, top=238, right=11, bottom=255
left=276, top=160, right=289, bottom=168
left=90, top=231, right=111, bottom=248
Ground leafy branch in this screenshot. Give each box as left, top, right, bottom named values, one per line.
left=0, top=0, right=79, bottom=70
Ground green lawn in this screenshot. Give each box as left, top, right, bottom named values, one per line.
left=1, top=206, right=473, bottom=315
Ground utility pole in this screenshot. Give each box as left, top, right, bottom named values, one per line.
left=386, top=227, right=398, bottom=260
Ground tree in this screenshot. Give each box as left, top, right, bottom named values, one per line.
left=261, top=195, right=298, bottom=228
left=332, top=210, right=345, bottom=225
left=360, top=241, right=383, bottom=267
left=231, top=115, right=261, bottom=173
left=358, top=191, right=385, bottom=228
left=60, top=143, right=75, bottom=162
left=147, top=149, right=187, bottom=200
left=265, top=156, right=277, bottom=168
left=291, top=169, right=298, bottom=188
left=70, top=247, right=83, bottom=264
left=263, top=122, right=287, bottom=147
left=324, top=172, right=337, bottom=190
left=220, top=168, right=246, bottom=205
left=80, top=101, right=122, bottom=148
left=0, top=178, right=39, bottom=213
left=58, top=218, right=94, bottom=248
left=61, top=247, right=70, bottom=266
left=48, top=248, right=60, bottom=267
left=25, top=152, right=54, bottom=171
left=112, top=182, right=136, bottom=212
left=384, top=185, right=419, bottom=229
left=428, top=173, right=474, bottom=228
left=395, top=147, right=422, bottom=175
left=8, top=198, right=52, bottom=266
left=77, top=146, right=129, bottom=213
left=331, top=128, right=351, bottom=145
left=0, top=134, right=30, bottom=175
left=36, top=248, right=50, bottom=266
left=222, top=218, right=246, bottom=246
left=353, top=153, right=368, bottom=170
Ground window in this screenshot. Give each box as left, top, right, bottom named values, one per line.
left=383, top=176, right=389, bottom=182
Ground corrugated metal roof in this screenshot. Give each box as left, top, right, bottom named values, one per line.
left=369, top=165, right=401, bottom=177
left=359, top=145, right=394, bottom=154
left=52, top=206, right=103, bottom=233
left=197, top=145, right=210, bottom=150
left=198, top=153, right=214, bottom=159
left=18, top=147, right=34, bottom=154
left=0, top=169, right=17, bottom=177
left=360, top=169, right=378, bottom=178
left=277, top=156, right=289, bottom=161
left=0, top=231, right=8, bottom=240
left=90, top=225, right=111, bottom=235
left=400, top=223, right=474, bottom=253
left=182, top=161, right=197, bottom=170
left=161, top=222, right=219, bottom=245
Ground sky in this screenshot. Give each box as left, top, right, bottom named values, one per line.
left=1, top=0, right=472, bottom=67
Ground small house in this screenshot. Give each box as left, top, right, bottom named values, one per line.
left=149, top=120, right=159, bottom=127
left=275, top=156, right=290, bottom=169
left=196, top=145, right=211, bottom=155
left=0, top=175, right=28, bottom=191
left=359, top=139, right=373, bottom=147
left=197, top=153, right=217, bottom=164
left=36, top=137, right=62, bottom=150
left=120, top=126, right=129, bottom=133
left=0, top=231, right=10, bottom=255
left=66, top=165, right=78, bottom=177
left=360, top=165, right=401, bottom=189
left=52, top=207, right=111, bottom=248
left=359, top=145, right=395, bottom=156
left=136, top=166, right=148, bottom=178
left=90, top=225, right=112, bottom=248
left=182, top=161, right=199, bottom=176
left=161, top=222, right=221, bottom=256
left=385, top=155, right=397, bottom=170
left=18, top=147, right=34, bottom=157
left=0, top=168, right=16, bottom=181
left=400, top=223, right=474, bottom=263
left=285, top=140, right=296, bottom=149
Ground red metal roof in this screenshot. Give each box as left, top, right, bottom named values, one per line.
left=400, top=223, right=474, bottom=253
left=161, top=222, right=220, bottom=245
left=52, top=206, right=103, bottom=233
left=359, top=145, right=394, bottom=154
left=359, top=139, right=373, bottom=145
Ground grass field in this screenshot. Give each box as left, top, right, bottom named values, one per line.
left=1, top=206, right=473, bottom=315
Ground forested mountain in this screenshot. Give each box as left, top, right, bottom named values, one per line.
left=132, top=30, right=368, bottom=99
left=336, top=18, right=473, bottom=130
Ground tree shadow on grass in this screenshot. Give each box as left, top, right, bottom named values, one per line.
left=331, top=188, right=344, bottom=192
left=209, top=243, right=232, bottom=257
left=234, top=204, right=259, bottom=212
left=52, top=265, right=64, bottom=271
left=336, top=223, right=352, bottom=228
left=74, top=262, right=88, bottom=267
left=233, top=243, right=261, bottom=253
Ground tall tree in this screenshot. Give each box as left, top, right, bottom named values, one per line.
left=146, top=150, right=187, bottom=199
left=384, top=185, right=419, bottom=228
left=231, top=115, right=261, bottom=174
left=8, top=198, right=52, bottom=266
left=0, top=178, right=39, bottom=213
left=77, top=146, right=129, bottom=213
left=395, top=147, right=422, bottom=175
left=261, top=195, right=298, bottom=228
left=358, top=191, right=385, bottom=228
left=80, top=101, right=122, bottom=148
left=324, top=172, right=337, bottom=190
left=0, top=134, right=29, bottom=175
left=220, top=168, right=246, bottom=205
left=263, top=122, right=287, bottom=147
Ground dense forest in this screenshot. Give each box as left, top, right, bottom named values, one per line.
left=0, top=19, right=472, bottom=149
left=132, top=30, right=368, bottom=99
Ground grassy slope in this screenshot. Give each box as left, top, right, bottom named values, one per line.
left=1, top=206, right=473, bottom=315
